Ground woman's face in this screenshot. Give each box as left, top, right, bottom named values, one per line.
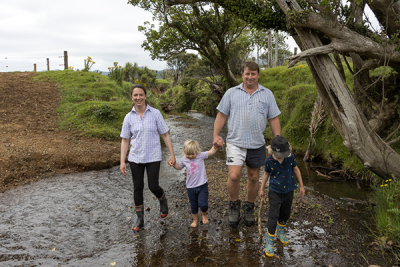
left=131, top=87, right=147, bottom=107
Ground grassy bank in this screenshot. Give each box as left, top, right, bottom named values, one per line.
left=33, top=70, right=161, bottom=140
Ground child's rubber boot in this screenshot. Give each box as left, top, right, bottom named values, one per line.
left=264, top=229, right=275, bottom=257
left=132, top=206, right=144, bottom=232
left=276, top=222, right=289, bottom=244
left=159, top=192, right=168, bottom=218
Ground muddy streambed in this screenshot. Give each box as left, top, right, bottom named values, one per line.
left=0, top=112, right=389, bottom=266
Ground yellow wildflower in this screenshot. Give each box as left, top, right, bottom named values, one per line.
left=385, top=180, right=388, bottom=182
left=385, top=184, right=388, bottom=186
left=380, top=185, right=383, bottom=187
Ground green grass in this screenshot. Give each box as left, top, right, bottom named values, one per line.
left=33, top=70, right=161, bottom=140
left=369, top=176, right=400, bottom=245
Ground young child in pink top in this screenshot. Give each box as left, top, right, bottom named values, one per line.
left=169, top=140, right=218, bottom=227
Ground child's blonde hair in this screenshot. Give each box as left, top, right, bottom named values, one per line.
left=182, top=140, right=202, bottom=155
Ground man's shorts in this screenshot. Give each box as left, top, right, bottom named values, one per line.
left=226, top=143, right=266, bottom=168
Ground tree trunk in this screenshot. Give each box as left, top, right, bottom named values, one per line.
left=275, top=0, right=400, bottom=179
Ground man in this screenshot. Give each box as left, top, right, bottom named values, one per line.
left=213, top=61, right=281, bottom=226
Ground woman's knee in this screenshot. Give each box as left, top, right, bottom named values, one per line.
left=134, top=184, right=144, bottom=193
left=148, top=185, right=162, bottom=196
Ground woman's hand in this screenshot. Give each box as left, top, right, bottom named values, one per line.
left=168, top=155, right=176, bottom=167
left=120, top=162, right=127, bottom=176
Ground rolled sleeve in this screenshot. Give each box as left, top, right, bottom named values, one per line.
left=216, top=88, right=232, bottom=116
left=120, top=114, right=132, bottom=139
left=155, top=110, right=169, bottom=135
left=266, top=92, right=281, bottom=120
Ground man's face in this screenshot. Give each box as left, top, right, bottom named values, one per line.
left=242, top=67, right=259, bottom=90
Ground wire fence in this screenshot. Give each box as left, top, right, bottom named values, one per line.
left=0, top=51, right=68, bottom=72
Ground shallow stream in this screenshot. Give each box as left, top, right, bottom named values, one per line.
left=0, top=112, right=383, bottom=266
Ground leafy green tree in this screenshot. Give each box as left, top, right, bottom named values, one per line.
left=226, top=31, right=254, bottom=75
left=122, top=62, right=139, bottom=83
left=136, top=66, right=157, bottom=87
left=250, top=29, right=291, bottom=67
left=167, top=52, right=198, bottom=85
left=129, top=0, right=250, bottom=88
left=165, top=0, right=400, bottom=180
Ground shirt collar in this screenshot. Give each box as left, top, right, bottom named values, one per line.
left=131, top=104, right=151, bottom=114
left=237, top=83, right=265, bottom=93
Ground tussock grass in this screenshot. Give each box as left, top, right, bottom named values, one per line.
left=369, top=177, right=400, bottom=245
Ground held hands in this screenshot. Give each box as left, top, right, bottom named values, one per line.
left=213, top=136, right=224, bottom=149
left=167, top=156, right=176, bottom=167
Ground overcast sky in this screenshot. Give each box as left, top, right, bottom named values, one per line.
left=0, top=0, right=302, bottom=73
left=0, top=0, right=166, bottom=72
left=0, top=1, right=381, bottom=73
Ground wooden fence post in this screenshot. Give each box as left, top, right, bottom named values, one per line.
left=64, top=51, right=68, bottom=69
left=268, top=30, right=272, bottom=68
left=34, top=64, right=36, bottom=72
left=294, top=47, right=298, bottom=55
left=47, top=58, right=49, bottom=71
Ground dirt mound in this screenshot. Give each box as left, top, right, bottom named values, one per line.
left=0, top=72, right=120, bottom=191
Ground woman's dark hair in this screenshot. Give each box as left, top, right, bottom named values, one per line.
left=130, top=85, right=149, bottom=109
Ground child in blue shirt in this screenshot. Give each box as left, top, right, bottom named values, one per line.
left=170, top=140, right=218, bottom=227
left=259, top=135, right=305, bottom=257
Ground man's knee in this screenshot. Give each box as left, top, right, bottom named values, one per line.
left=228, top=173, right=241, bottom=183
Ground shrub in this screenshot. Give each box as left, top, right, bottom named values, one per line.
left=93, top=104, right=117, bottom=122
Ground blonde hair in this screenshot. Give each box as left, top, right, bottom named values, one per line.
left=182, top=140, right=202, bottom=155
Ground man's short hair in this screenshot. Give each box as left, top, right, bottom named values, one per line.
left=242, top=62, right=259, bottom=74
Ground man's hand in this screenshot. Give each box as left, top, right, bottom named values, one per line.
left=213, top=136, right=224, bottom=148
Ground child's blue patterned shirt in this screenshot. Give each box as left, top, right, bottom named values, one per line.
left=265, top=154, right=298, bottom=194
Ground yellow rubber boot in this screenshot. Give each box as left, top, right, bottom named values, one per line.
left=264, top=229, right=275, bottom=257
left=276, top=222, right=289, bottom=244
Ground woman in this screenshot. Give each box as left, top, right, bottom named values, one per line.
left=120, top=85, right=176, bottom=231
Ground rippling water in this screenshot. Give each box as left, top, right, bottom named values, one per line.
left=0, top=112, right=376, bottom=266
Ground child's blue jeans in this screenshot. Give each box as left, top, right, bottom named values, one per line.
left=267, top=190, right=294, bottom=234
left=186, top=183, right=209, bottom=214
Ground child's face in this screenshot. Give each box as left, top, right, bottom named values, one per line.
left=272, top=154, right=284, bottom=160
left=185, top=153, right=197, bottom=160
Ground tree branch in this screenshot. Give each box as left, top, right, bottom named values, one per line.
left=387, top=135, right=400, bottom=146
left=385, top=123, right=400, bottom=144
left=287, top=44, right=334, bottom=68
left=343, top=55, right=354, bottom=75
left=288, top=12, right=400, bottom=64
